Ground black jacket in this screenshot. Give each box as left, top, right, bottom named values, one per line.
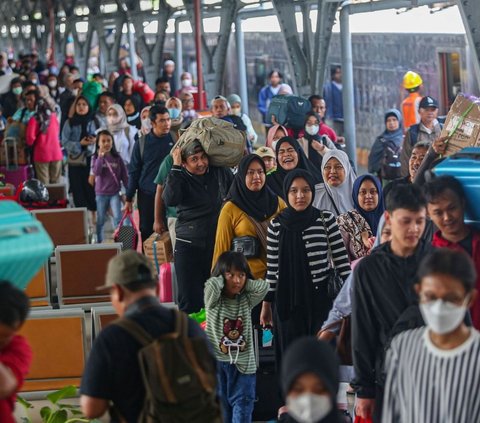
left=351, top=240, right=436, bottom=398
left=162, top=165, right=233, bottom=248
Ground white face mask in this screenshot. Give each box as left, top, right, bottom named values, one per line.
left=231, top=107, right=242, bottom=117
left=72, top=89, right=79, bottom=97
left=182, top=79, right=192, bottom=87
left=48, top=80, right=57, bottom=88
left=420, top=299, right=468, bottom=335
left=287, top=393, right=332, bottom=423
left=272, top=139, right=279, bottom=151
left=305, top=124, right=319, bottom=136
left=141, top=118, right=152, bottom=132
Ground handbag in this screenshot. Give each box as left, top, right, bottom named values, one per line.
left=231, top=236, right=260, bottom=258
left=114, top=210, right=139, bottom=251
left=320, top=212, right=344, bottom=299
left=317, top=316, right=352, bottom=366
left=67, top=151, right=87, bottom=167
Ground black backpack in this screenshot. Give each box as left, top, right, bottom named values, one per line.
left=113, top=310, right=222, bottom=423
left=380, top=138, right=402, bottom=180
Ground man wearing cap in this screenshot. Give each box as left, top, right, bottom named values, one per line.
left=160, top=59, right=176, bottom=97
left=400, top=95, right=442, bottom=177
left=256, top=146, right=277, bottom=174
left=80, top=251, right=210, bottom=422
left=163, top=142, right=234, bottom=314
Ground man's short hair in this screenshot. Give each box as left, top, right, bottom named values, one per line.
left=150, top=105, right=169, bottom=122
left=98, top=91, right=116, bottom=102
left=386, top=183, right=426, bottom=213
left=92, top=73, right=104, bottom=80
left=308, top=94, right=323, bottom=103
left=412, top=141, right=430, bottom=152
left=210, top=95, right=229, bottom=108
left=70, top=65, right=80, bottom=73
left=330, top=64, right=341, bottom=78
left=0, top=281, right=30, bottom=327
left=155, top=76, right=170, bottom=85
left=424, top=175, right=466, bottom=204
left=417, top=248, right=477, bottom=292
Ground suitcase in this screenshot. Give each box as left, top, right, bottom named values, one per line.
left=158, top=262, right=177, bottom=303
left=0, top=165, right=31, bottom=189
left=0, top=137, right=28, bottom=167
left=433, top=147, right=480, bottom=226
left=0, top=201, right=54, bottom=290
left=252, top=325, right=282, bottom=421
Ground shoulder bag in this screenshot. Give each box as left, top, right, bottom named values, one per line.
left=320, top=212, right=344, bottom=299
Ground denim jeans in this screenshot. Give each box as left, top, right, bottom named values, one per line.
left=96, top=194, right=122, bottom=242
left=217, top=362, right=256, bottom=423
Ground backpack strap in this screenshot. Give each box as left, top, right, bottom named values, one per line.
left=138, top=134, right=146, bottom=161
left=113, top=317, right=154, bottom=346
left=408, top=124, right=420, bottom=146
left=174, top=309, right=189, bottom=340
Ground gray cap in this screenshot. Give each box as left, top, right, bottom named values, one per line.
left=97, top=250, right=156, bottom=290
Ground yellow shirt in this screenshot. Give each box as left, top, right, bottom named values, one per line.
left=212, top=199, right=286, bottom=279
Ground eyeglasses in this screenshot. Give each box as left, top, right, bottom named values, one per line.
left=246, top=169, right=265, bottom=177
left=323, top=165, right=344, bottom=172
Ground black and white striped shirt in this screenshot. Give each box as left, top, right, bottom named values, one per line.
left=382, top=327, right=480, bottom=423
left=265, top=211, right=351, bottom=300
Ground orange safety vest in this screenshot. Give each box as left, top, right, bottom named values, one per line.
left=401, top=92, right=422, bottom=130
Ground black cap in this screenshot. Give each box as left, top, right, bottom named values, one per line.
left=419, top=96, right=438, bottom=109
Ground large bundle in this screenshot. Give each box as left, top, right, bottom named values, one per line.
left=173, top=117, right=246, bottom=167
left=441, top=93, right=480, bottom=156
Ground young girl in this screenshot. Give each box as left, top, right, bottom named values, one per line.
left=91, top=130, right=128, bottom=243
left=205, top=252, right=269, bottom=423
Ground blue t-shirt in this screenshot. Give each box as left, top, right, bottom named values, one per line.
left=80, top=296, right=208, bottom=423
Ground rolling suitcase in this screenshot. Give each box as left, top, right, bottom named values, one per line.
left=158, top=262, right=177, bottom=304
left=433, top=147, right=480, bottom=226
left=252, top=325, right=282, bottom=421
left=0, top=201, right=54, bottom=289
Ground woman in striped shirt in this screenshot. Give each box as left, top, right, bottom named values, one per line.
left=260, top=169, right=351, bottom=363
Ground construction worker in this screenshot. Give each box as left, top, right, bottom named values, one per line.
left=401, top=71, right=423, bottom=130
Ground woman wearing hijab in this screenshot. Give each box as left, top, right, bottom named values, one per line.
left=368, top=109, right=404, bottom=183
left=139, top=105, right=152, bottom=136
left=165, top=96, right=183, bottom=139
left=106, top=104, right=137, bottom=165
left=313, top=149, right=357, bottom=216
left=336, top=174, right=384, bottom=261
left=266, top=136, right=323, bottom=200
left=279, top=337, right=343, bottom=423
left=122, top=97, right=141, bottom=129
left=261, top=169, right=351, bottom=364
left=25, top=96, right=63, bottom=184
left=213, top=154, right=286, bottom=280
left=265, top=123, right=288, bottom=150
left=61, top=95, right=99, bottom=212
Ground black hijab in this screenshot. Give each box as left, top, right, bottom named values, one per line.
left=227, top=154, right=279, bottom=222
left=69, top=95, right=92, bottom=140
left=276, top=169, right=320, bottom=321
left=266, top=136, right=322, bottom=199
left=281, top=337, right=342, bottom=423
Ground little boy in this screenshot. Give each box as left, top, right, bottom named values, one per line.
left=205, top=251, right=268, bottom=423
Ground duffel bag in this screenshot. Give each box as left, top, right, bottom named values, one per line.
left=267, top=95, right=311, bottom=129
left=173, top=117, right=246, bottom=167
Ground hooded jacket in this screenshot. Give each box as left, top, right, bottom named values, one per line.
left=352, top=239, right=436, bottom=398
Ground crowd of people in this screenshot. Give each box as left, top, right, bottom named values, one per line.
left=1, top=54, right=480, bottom=423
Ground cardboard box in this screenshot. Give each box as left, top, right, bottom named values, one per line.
left=143, top=231, right=173, bottom=270
left=441, top=94, right=480, bottom=156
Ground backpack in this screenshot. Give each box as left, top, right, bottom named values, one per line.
left=267, top=95, right=311, bottom=129
left=113, top=310, right=222, bottom=423
left=174, top=117, right=246, bottom=167
left=380, top=138, right=402, bottom=180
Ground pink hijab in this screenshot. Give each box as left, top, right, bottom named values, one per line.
left=265, top=124, right=288, bottom=149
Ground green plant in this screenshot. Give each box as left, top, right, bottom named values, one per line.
left=17, top=385, right=102, bottom=423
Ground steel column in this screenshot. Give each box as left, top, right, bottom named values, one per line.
left=193, top=0, right=205, bottom=110
left=340, top=3, right=357, bottom=166
left=126, top=19, right=138, bottom=80
left=235, top=16, right=249, bottom=115
left=175, top=18, right=183, bottom=89
left=457, top=0, right=480, bottom=89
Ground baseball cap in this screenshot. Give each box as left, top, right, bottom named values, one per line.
left=96, top=250, right=156, bottom=291
left=256, top=146, right=275, bottom=159
left=419, top=96, right=439, bottom=109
